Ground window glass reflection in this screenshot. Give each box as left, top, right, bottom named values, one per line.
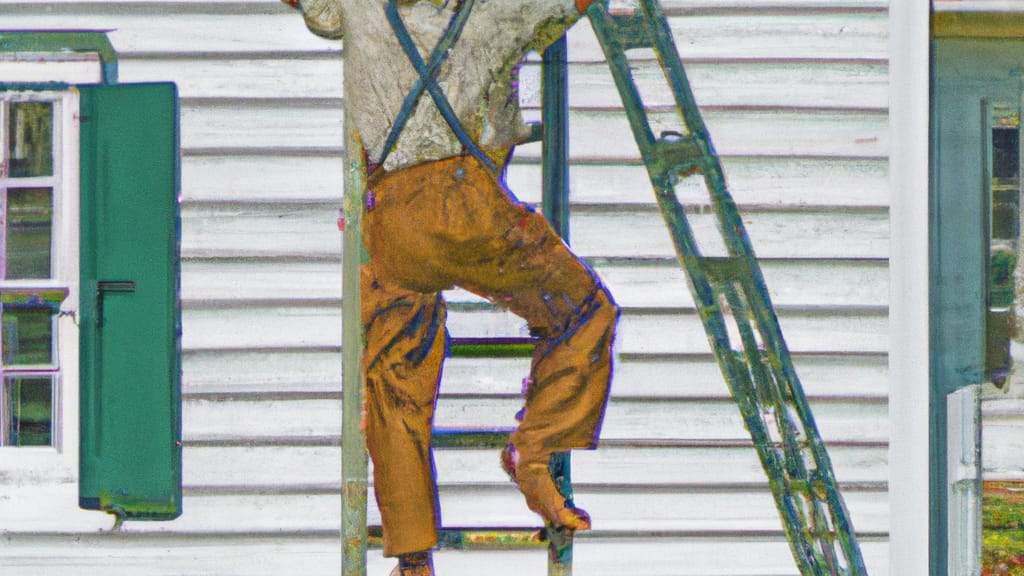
left=2, top=377, right=52, bottom=446
left=7, top=101, right=53, bottom=178
left=986, top=106, right=1020, bottom=389
left=1, top=306, right=54, bottom=367
left=4, top=187, right=53, bottom=279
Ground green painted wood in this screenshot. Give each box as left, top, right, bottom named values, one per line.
left=540, top=35, right=575, bottom=576
left=542, top=36, right=570, bottom=243
left=431, top=428, right=514, bottom=449
left=367, top=526, right=550, bottom=551
left=341, top=108, right=368, bottom=576
left=448, top=337, right=535, bottom=358
left=586, top=1, right=866, bottom=574
left=78, top=82, right=181, bottom=520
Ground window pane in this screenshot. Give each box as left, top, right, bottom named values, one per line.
left=3, top=376, right=52, bottom=446
left=1, top=306, right=54, bottom=366
left=5, top=187, right=53, bottom=279
left=991, top=126, right=1020, bottom=241
left=7, top=101, right=53, bottom=178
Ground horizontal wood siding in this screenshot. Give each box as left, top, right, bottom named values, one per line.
left=0, top=1, right=894, bottom=574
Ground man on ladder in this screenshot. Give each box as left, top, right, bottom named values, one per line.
left=285, top=1, right=619, bottom=574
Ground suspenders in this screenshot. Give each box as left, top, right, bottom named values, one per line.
left=374, top=0, right=498, bottom=175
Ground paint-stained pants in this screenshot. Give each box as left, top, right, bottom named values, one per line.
left=361, top=155, right=618, bottom=557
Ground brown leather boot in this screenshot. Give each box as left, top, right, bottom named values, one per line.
left=500, top=444, right=591, bottom=531
left=388, top=551, right=434, bottom=576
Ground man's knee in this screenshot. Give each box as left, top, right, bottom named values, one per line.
left=594, top=283, right=619, bottom=325
left=551, top=281, right=619, bottom=347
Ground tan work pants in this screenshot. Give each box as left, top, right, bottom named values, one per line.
left=361, top=155, right=618, bottom=557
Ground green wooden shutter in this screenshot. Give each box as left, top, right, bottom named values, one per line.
left=78, top=83, right=181, bottom=520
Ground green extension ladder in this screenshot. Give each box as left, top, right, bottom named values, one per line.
left=583, top=0, right=868, bottom=574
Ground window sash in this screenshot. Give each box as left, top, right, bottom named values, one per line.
left=0, top=90, right=72, bottom=451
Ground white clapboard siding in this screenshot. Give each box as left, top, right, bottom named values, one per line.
left=509, top=157, right=890, bottom=208
left=180, top=102, right=343, bottom=152
left=181, top=350, right=888, bottom=399
left=6, top=13, right=337, bottom=56
left=173, top=103, right=886, bottom=157
left=182, top=258, right=888, bottom=309
left=179, top=304, right=886, bottom=356
left=983, top=397, right=1024, bottom=480
left=565, top=11, right=888, bottom=62
left=181, top=444, right=888, bottom=490
left=181, top=156, right=346, bottom=203
left=182, top=349, right=342, bottom=394
left=0, top=534, right=893, bottom=576
left=179, top=396, right=888, bottom=445
left=555, top=61, right=889, bottom=111
left=181, top=204, right=887, bottom=259
left=0, top=0, right=887, bottom=6
left=114, top=488, right=889, bottom=536
left=440, top=354, right=890, bottom=399
left=5, top=7, right=887, bottom=61
left=932, top=0, right=1021, bottom=11
left=534, top=109, right=887, bottom=160
left=120, top=57, right=345, bottom=100
left=1, top=0, right=893, bottom=573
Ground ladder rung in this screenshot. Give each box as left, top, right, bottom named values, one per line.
left=368, top=526, right=548, bottom=550
left=431, top=427, right=514, bottom=449
left=608, top=11, right=655, bottom=50
left=653, top=132, right=704, bottom=177
left=448, top=336, right=535, bottom=358
left=521, top=121, right=544, bottom=144
left=695, top=256, right=753, bottom=284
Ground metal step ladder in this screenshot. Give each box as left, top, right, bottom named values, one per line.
left=583, top=1, right=868, bottom=574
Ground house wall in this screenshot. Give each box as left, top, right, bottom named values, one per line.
left=929, top=1, right=1024, bottom=487
left=0, top=1, right=892, bottom=574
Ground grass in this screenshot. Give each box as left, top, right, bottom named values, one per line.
left=984, top=481, right=1024, bottom=576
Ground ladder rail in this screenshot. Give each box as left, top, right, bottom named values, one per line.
left=586, top=1, right=869, bottom=574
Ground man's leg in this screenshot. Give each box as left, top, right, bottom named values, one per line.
left=505, top=282, right=617, bottom=528
left=361, top=264, right=447, bottom=557
left=363, top=155, right=619, bottom=529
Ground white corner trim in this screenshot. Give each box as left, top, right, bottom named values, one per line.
left=888, top=0, right=932, bottom=574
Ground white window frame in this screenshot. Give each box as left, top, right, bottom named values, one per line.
left=0, top=89, right=79, bottom=476
left=0, top=54, right=112, bottom=530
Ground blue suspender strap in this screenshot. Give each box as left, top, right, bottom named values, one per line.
left=377, top=0, right=474, bottom=169
left=379, top=0, right=498, bottom=175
